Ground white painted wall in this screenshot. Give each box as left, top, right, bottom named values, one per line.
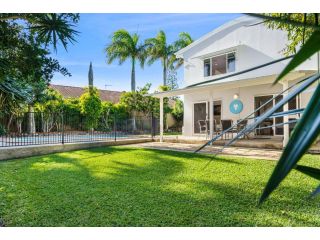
left=179, top=17, right=318, bottom=87
left=183, top=82, right=285, bottom=136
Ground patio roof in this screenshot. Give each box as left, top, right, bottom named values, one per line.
left=148, top=70, right=311, bottom=98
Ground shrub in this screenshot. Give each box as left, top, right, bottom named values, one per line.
left=79, top=87, right=102, bottom=130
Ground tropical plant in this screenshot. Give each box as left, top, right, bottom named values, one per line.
left=79, top=87, right=102, bottom=130
left=249, top=13, right=319, bottom=55
left=145, top=31, right=193, bottom=86
left=105, top=29, right=146, bottom=92
left=0, top=13, right=79, bottom=52
left=171, top=98, right=184, bottom=122
left=241, top=13, right=320, bottom=203
left=119, top=83, right=159, bottom=117
left=169, top=32, right=193, bottom=70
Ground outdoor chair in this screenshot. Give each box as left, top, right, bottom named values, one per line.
left=197, top=120, right=209, bottom=138
left=221, top=119, right=233, bottom=139
left=237, top=119, right=249, bottom=139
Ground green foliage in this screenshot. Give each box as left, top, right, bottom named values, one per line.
left=171, top=98, right=184, bottom=122
left=0, top=13, right=79, bottom=115
left=261, top=13, right=319, bottom=55
left=166, top=69, right=179, bottom=90
left=105, top=29, right=146, bottom=91
left=275, top=31, right=320, bottom=82
left=0, top=13, right=80, bottom=52
left=119, top=83, right=159, bottom=117
left=247, top=13, right=320, bottom=203
left=145, top=31, right=193, bottom=85
left=34, top=88, right=63, bottom=113
left=79, top=87, right=102, bottom=129
left=0, top=147, right=319, bottom=226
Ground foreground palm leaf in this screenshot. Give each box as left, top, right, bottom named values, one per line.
left=224, top=74, right=320, bottom=147
left=260, top=83, right=320, bottom=203
left=295, top=165, right=320, bottom=181
left=275, top=31, right=320, bottom=82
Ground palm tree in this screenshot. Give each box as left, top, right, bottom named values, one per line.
left=105, top=29, right=146, bottom=92
left=0, top=13, right=80, bottom=52
left=169, top=32, right=193, bottom=70
left=145, top=31, right=193, bottom=86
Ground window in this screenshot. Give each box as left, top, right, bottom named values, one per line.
left=204, top=52, right=236, bottom=77
left=212, top=54, right=226, bottom=75
left=227, top=52, right=236, bottom=72
left=204, top=59, right=211, bottom=77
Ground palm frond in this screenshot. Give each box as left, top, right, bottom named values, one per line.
left=259, top=82, right=320, bottom=203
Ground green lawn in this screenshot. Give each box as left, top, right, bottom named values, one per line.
left=0, top=146, right=319, bottom=227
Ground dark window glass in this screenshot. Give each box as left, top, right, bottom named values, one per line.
left=212, top=55, right=226, bottom=75
left=227, top=53, right=236, bottom=72
left=204, top=59, right=211, bottom=77
left=289, top=96, right=297, bottom=110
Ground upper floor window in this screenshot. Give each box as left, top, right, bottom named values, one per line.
left=204, top=52, right=236, bottom=77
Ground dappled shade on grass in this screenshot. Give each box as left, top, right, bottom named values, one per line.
left=0, top=147, right=319, bottom=226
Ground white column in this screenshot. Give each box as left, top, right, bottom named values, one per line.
left=160, top=96, right=164, bottom=142
left=209, top=99, right=213, bottom=141
left=282, top=80, right=289, bottom=148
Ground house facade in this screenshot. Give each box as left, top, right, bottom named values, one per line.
left=151, top=16, right=318, bottom=146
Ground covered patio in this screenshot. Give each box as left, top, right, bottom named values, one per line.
left=150, top=70, right=315, bottom=149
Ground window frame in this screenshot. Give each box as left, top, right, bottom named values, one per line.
left=203, top=51, right=236, bottom=77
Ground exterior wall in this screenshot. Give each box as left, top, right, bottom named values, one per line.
left=180, top=17, right=318, bottom=87
left=177, top=16, right=318, bottom=137
left=182, top=81, right=311, bottom=137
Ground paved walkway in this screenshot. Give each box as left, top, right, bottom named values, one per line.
left=127, top=142, right=282, bottom=160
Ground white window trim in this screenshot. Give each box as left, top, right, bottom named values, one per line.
left=203, top=51, right=236, bottom=77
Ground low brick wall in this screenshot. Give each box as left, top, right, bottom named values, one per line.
left=0, top=138, right=153, bottom=161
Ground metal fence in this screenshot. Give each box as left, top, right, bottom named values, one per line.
left=0, top=111, right=159, bottom=147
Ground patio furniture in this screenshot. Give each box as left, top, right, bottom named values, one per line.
left=221, top=119, right=234, bottom=139
left=237, top=119, right=249, bottom=139
left=197, top=120, right=209, bottom=137
left=213, top=119, right=222, bottom=135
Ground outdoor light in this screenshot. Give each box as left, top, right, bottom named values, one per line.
left=233, top=93, right=239, bottom=99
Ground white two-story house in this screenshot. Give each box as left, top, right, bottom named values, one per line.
left=151, top=16, right=318, bottom=147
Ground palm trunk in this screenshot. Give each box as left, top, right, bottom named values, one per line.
left=131, top=58, right=137, bottom=130
left=131, top=58, right=136, bottom=92
left=163, top=58, right=167, bottom=86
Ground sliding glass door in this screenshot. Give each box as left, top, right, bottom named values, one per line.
left=193, top=102, right=208, bottom=134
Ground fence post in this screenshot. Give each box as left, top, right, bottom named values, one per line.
left=114, top=111, right=117, bottom=141
left=61, top=111, right=65, bottom=144
left=151, top=112, right=154, bottom=140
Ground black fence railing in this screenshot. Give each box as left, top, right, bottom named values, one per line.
left=0, top=111, right=159, bottom=147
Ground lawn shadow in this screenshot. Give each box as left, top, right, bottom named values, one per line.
left=0, top=146, right=319, bottom=226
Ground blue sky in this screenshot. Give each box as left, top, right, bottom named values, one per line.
left=51, top=13, right=242, bottom=92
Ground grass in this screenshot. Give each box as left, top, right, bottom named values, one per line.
left=0, top=146, right=319, bottom=227
left=164, top=131, right=182, bottom=135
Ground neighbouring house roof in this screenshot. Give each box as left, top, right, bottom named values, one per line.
left=50, top=84, right=124, bottom=103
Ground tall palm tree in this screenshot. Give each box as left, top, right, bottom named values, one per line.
left=0, top=13, right=80, bottom=52
left=145, top=31, right=193, bottom=86
left=105, top=29, right=146, bottom=92
left=169, top=32, right=193, bottom=70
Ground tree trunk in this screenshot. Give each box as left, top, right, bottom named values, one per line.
left=131, top=58, right=137, bottom=130
left=163, top=58, right=167, bottom=86
left=131, top=58, right=136, bottom=92
left=27, top=105, right=36, bottom=134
